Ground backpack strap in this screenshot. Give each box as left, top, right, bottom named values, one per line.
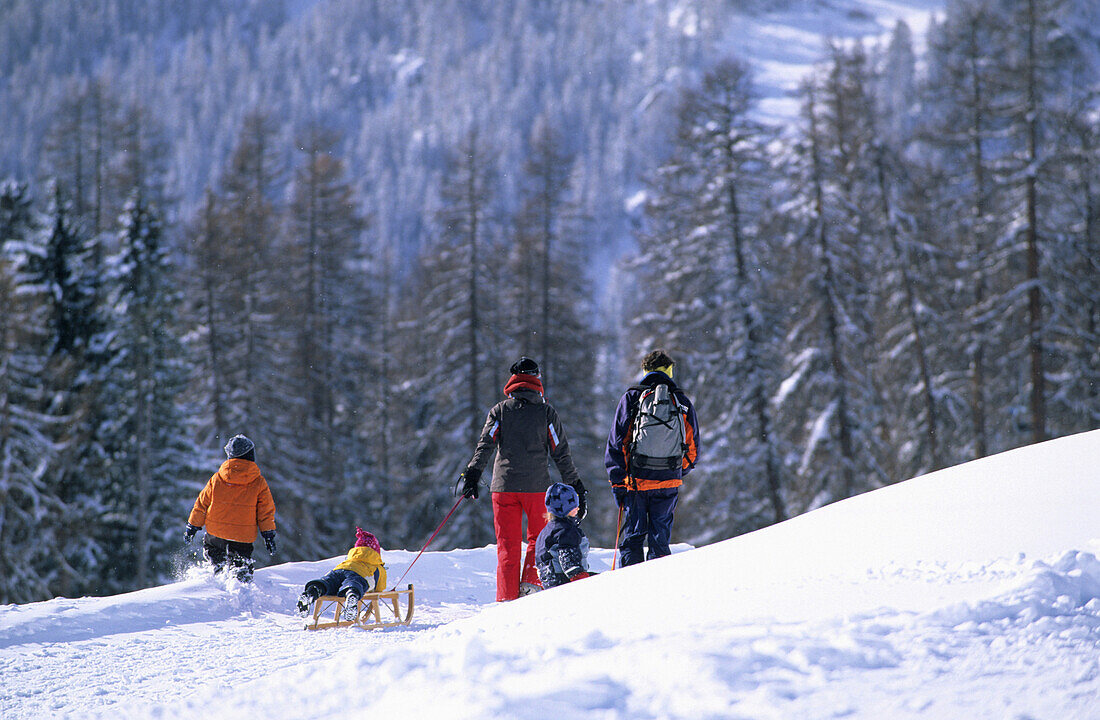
left=672, top=388, right=695, bottom=470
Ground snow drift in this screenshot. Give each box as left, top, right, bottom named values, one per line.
left=2, top=430, right=1099, bottom=719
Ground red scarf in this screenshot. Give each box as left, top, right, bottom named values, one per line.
left=503, top=373, right=544, bottom=397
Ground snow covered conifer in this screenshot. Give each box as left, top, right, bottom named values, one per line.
left=776, top=54, right=887, bottom=510
left=506, top=118, right=602, bottom=485
left=0, top=180, right=63, bottom=603
left=281, top=124, right=375, bottom=557
left=98, top=193, right=198, bottom=591
left=391, top=125, right=506, bottom=548
left=633, top=59, right=788, bottom=537
left=17, top=182, right=115, bottom=597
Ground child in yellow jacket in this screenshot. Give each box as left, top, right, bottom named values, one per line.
left=296, top=528, right=387, bottom=618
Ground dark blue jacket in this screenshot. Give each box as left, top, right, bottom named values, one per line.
left=535, top=515, right=589, bottom=588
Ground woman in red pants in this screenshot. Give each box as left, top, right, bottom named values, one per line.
left=460, top=357, right=586, bottom=601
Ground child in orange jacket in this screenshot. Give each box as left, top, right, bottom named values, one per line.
left=296, top=528, right=388, bottom=618
left=184, top=434, right=277, bottom=582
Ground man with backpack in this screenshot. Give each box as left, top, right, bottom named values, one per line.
left=605, top=349, right=699, bottom=567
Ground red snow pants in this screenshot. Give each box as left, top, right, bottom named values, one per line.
left=492, top=491, right=547, bottom=601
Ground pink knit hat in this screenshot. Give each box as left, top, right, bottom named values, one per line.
left=355, top=527, right=381, bottom=553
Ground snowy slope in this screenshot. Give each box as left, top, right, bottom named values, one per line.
left=714, top=0, right=943, bottom=121
left=3, top=430, right=1100, bottom=719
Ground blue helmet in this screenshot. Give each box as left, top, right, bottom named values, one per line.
left=545, top=482, right=579, bottom=518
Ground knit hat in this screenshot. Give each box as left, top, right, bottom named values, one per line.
left=509, top=356, right=540, bottom=377
left=503, top=373, right=545, bottom=398
left=355, top=527, right=381, bottom=553
left=545, top=482, right=579, bottom=518
left=223, top=434, right=255, bottom=460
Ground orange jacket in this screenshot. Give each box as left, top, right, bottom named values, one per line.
left=188, top=459, right=277, bottom=543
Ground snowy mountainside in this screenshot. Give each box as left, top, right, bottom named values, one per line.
left=3, top=430, right=1100, bottom=719
left=711, top=0, right=943, bottom=120
left=0, top=0, right=946, bottom=269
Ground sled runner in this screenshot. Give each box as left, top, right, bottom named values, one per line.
left=304, top=584, right=414, bottom=630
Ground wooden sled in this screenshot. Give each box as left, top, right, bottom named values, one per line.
left=305, top=584, right=414, bottom=630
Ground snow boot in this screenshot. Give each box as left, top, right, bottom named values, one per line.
left=227, top=551, right=254, bottom=583
left=342, top=593, right=360, bottom=621
left=518, top=581, right=542, bottom=597
left=297, top=588, right=320, bottom=617
left=233, top=560, right=255, bottom=584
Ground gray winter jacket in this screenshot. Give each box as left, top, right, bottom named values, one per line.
left=467, top=387, right=581, bottom=494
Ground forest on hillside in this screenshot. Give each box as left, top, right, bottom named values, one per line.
left=1, top=0, right=1098, bottom=602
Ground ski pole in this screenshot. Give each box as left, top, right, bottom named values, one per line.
left=392, top=495, right=465, bottom=589
left=611, top=505, right=623, bottom=570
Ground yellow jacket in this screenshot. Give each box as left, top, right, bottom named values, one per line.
left=335, top=546, right=387, bottom=591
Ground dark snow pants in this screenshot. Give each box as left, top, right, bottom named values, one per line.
left=203, top=534, right=254, bottom=578
left=618, top=487, right=679, bottom=567
left=304, top=568, right=372, bottom=599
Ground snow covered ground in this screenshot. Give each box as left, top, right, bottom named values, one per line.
left=3, top=429, right=1100, bottom=719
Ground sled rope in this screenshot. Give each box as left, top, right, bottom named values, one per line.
left=392, top=495, right=465, bottom=589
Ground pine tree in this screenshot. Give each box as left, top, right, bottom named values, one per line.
left=393, top=237, right=497, bottom=549
left=0, top=180, right=60, bottom=603
left=20, top=182, right=111, bottom=597
left=999, top=0, right=1056, bottom=444
left=509, top=118, right=580, bottom=387
left=870, top=137, right=961, bottom=477
left=183, top=189, right=230, bottom=443
left=98, top=193, right=197, bottom=591
left=435, top=126, right=502, bottom=445
left=106, top=102, right=173, bottom=226
left=876, top=21, right=918, bottom=148
left=778, top=62, right=886, bottom=510
left=507, top=117, right=600, bottom=470
left=920, top=0, right=1097, bottom=453
left=918, top=0, right=1012, bottom=459
left=284, top=123, right=372, bottom=553
left=1046, top=92, right=1100, bottom=433
left=852, top=38, right=958, bottom=479
left=633, top=59, right=787, bottom=537
left=390, top=127, right=506, bottom=548
left=212, top=109, right=287, bottom=436
left=39, top=78, right=118, bottom=236
left=188, top=110, right=300, bottom=558
left=991, top=0, right=1099, bottom=446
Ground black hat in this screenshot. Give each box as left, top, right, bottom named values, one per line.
left=510, top=357, right=540, bottom=377
left=224, top=434, right=255, bottom=460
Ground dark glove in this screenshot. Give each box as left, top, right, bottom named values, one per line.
left=183, top=523, right=200, bottom=544
left=261, top=530, right=277, bottom=555
left=570, top=481, right=588, bottom=520
left=612, top=485, right=628, bottom=508
left=460, top=467, right=481, bottom=499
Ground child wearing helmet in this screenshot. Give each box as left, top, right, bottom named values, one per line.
left=296, top=527, right=388, bottom=619
left=184, top=434, right=277, bottom=582
left=534, top=482, right=591, bottom=589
